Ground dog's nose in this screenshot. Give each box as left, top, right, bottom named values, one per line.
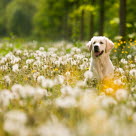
left=94, top=45, right=99, bottom=52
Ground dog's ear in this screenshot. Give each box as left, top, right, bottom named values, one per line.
left=105, top=37, right=114, bottom=53
left=86, top=40, right=92, bottom=52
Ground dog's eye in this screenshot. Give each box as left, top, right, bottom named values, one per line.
left=93, top=42, right=96, bottom=44
left=100, top=41, right=103, bottom=44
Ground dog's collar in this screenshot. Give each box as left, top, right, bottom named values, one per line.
left=95, top=50, right=104, bottom=57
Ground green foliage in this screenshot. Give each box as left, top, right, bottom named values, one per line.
left=0, top=0, right=135, bottom=40
left=6, top=0, right=36, bottom=36
left=126, top=0, right=136, bottom=38
left=0, top=0, right=12, bottom=35
left=34, top=0, right=71, bottom=40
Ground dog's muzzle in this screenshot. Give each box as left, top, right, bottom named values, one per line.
left=94, top=46, right=104, bottom=57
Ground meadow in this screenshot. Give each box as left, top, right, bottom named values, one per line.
left=0, top=39, right=136, bottom=136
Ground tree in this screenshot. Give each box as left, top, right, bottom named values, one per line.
left=127, top=0, right=136, bottom=39
left=6, top=0, right=36, bottom=36
left=68, top=0, right=81, bottom=41
left=119, top=0, right=126, bottom=38
left=0, top=0, right=12, bottom=35
left=80, top=9, right=85, bottom=40
left=90, top=0, right=95, bottom=38
left=34, top=0, right=72, bottom=40
left=99, top=0, right=105, bottom=36
left=0, top=0, right=135, bottom=40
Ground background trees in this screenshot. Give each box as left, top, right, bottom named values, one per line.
left=90, top=0, right=95, bottom=38
left=6, top=0, right=36, bottom=37
left=0, top=0, right=135, bottom=40
left=0, top=0, right=12, bottom=36
left=119, top=0, right=126, bottom=39
left=98, top=0, right=105, bottom=36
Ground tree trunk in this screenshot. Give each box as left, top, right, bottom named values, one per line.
left=119, top=0, right=126, bottom=38
left=80, top=9, right=84, bottom=41
left=99, top=0, right=105, bottom=36
left=90, top=0, right=95, bottom=38
left=63, top=12, right=68, bottom=39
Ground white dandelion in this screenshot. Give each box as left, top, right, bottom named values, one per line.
left=115, top=89, right=128, bottom=101
left=12, top=64, right=19, bottom=72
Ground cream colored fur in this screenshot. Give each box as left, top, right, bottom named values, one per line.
left=86, top=36, right=114, bottom=80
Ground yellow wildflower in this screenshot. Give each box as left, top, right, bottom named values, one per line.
left=122, top=51, right=124, bottom=53
left=54, top=68, right=58, bottom=71
left=32, top=70, right=36, bottom=73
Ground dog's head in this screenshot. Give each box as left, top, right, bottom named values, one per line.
left=86, top=36, right=114, bottom=57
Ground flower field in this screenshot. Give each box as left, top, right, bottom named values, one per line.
left=0, top=39, right=136, bottom=136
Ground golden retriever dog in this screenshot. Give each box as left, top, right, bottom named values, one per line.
left=86, top=36, right=114, bottom=81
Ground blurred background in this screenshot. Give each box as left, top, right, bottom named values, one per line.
left=0, top=0, right=135, bottom=41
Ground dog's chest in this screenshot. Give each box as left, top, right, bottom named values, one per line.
left=92, top=55, right=114, bottom=78
left=94, top=57, right=106, bottom=72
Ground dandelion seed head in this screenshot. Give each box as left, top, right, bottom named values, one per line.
left=105, top=88, right=114, bottom=94
left=127, top=55, right=132, bottom=59
left=55, top=96, right=77, bottom=108
left=101, top=96, right=117, bottom=108
left=0, top=90, right=13, bottom=107
left=116, top=67, right=124, bottom=74
left=39, top=47, right=44, bottom=51
left=26, top=59, right=34, bottom=65
left=130, top=64, right=135, bottom=68
left=37, top=118, right=72, bottom=136
left=42, top=65, right=48, bottom=70
left=4, top=75, right=11, bottom=84
left=115, top=89, right=128, bottom=101
left=120, top=59, right=128, bottom=64
left=54, top=75, right=65, bottom=85
left=84, top=70, right=93, bottom=79
left=12, top=64, right=19, bottom=72
left=42, top=79, right=54, bottom=88
left=114, top=79, right=124, bottom=86
left=130, top=69, right=136, bottom=77
left=37, top=75, right=46, bottom=84
left=4, top=110, right=28, bottom=136
left=65, top=72, right=70, bottom=77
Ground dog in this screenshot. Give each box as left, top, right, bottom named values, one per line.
left=86, top=36, right=114, bottom=81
